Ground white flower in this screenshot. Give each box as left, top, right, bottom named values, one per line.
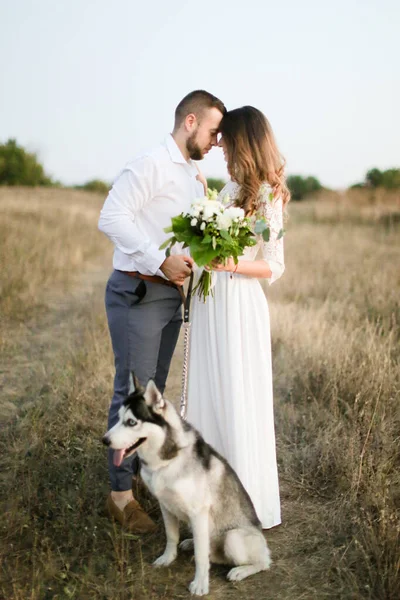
left=191, top=218, right=198, bottom=226
left=210, top=200, right=222, bottom=210
left=202, top=204, right=219, bottom=220
left=225, top=206, right=244, bottom=220
left=200, top=222, right=206, bottom=231
left=216, top=212, right=233, bottom=230
left=189, top=207, right=200, bottom=217
left=189, top=197, right=209, bottom=213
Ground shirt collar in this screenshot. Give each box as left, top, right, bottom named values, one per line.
left=165, top=134, right=194, bottom=168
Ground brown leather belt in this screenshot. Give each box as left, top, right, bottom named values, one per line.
left=118, top=270, right=192, bottom=321
left=118, top=270, right=178, bottom=289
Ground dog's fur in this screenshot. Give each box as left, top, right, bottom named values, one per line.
left=103, top=377, right=271, bottom=596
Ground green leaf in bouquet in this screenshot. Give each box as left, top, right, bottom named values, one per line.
left=189, top=236, right=206, bottom=253
left=201, top=234, right=212, bottom=245
left=220, top=229, right=233, bottom=244
left=171, top=215, right=190, bottom=232
left=163, top=225, right=173, bottom=233
left=254, top=219, right=266, bottom=234
left=262, top=228, right=270, bottom=242
left=178, top=232, right=197, bottom=245
left=277, top=228, right=285, bottom=240
left=165, top=247, right=171, bottom=257
left=159, top=236, right=175, bottom=250
left=191, top=246, right=219, bottom=266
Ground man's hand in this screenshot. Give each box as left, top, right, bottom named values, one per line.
left=160, top=255, right=194, bottom=286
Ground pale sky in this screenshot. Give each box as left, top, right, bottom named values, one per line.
left=0, top=0, right=399, bottom=189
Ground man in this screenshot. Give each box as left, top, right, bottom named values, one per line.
left=98, top=90, right=226, bottom=532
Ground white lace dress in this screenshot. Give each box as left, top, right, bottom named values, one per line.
left=186, top=181, right=285, bottom=529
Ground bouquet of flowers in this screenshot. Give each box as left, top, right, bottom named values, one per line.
left=160, top=193, right=259, bottom=301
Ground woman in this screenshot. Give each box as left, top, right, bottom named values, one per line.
left=187, top=106, right=290, bottom=529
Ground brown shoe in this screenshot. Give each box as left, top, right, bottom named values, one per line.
left=106, top=494, right=157, bottom=534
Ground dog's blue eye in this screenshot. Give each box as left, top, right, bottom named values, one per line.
left=126, top=418, right=137, bottom=427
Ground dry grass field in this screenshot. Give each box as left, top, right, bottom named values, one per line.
left=0, top=186, right=399, bottom=599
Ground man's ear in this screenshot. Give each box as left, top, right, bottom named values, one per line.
left=144, top=380, right=165, bottom=412
left=128, top=372, right=142, bottom=395
left=184, top=113, right=197, bottom=132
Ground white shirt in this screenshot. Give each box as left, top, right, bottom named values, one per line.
left=98, top=134, right=204, bottom=276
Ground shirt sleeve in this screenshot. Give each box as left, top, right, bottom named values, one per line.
left=98, top=156, right=167, bottom=274
left=259, top=187, right=285, bottom=285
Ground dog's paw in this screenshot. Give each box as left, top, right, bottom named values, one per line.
left=227, top=565, right=260, bottom=582
left=188, top=577, right=209, bottom=596
left=179, top=538, right=194, bottom=552
left=152, top=552, right=177, bottom=567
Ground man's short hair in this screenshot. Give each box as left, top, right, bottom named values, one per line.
left=174, top=90, right=226, bottom=128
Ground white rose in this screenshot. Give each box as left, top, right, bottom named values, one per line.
left=191, top=218, right=197, bottom=226
left=216, top=213, right=233, bottom=230
left=225, top=206, right=244, bottom=220
left=202, top=201, right=222, bottom=221
left=190, top=198, right=208, bottom=213
left=200, top=222, right=206, bottom=231
left=202, top=206, right=214, bottom=220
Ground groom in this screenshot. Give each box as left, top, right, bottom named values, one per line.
left=98, top=90, right=226, bottom=532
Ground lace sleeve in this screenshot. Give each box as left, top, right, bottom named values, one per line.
left=258, top=185, right=285, bottom=285
left=217, top=180, right=239, bottom=205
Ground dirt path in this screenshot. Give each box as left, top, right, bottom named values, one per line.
left=0, top=259, right=113, bottom=423
left=0, top=260, right=315, bottom=600
left=0, top=258, right=186, bottom=422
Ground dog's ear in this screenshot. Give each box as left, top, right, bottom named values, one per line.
left=144, top=380, right=165, bottom=412
left=128, top=372, right=141, bottom=395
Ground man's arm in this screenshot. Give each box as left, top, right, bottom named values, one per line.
left=98, top=156, right=194, bottom=284
left=98, top=156, right=166, bottom=275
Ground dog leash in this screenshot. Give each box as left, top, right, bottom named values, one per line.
left=180, top=270, right=194, bottom=419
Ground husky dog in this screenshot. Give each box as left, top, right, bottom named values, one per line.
left=103, top=376, right=271, bottom=596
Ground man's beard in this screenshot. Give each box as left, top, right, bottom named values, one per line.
left=186, top=131, right=204, bottom=160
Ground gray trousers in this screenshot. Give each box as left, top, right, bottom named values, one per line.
left=105, top=269, right=182, bottom=491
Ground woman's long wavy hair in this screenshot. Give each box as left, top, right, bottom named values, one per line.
left=219, top=106, right=290, bottom=215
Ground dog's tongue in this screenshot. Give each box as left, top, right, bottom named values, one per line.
left=113, top=449, right=126, bottom=467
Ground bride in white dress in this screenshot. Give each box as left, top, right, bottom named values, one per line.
left=187, top=106, right=290, bottom=529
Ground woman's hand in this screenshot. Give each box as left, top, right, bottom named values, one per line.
left=195, top=164, right=207, bottom=195
left=209, top=257, right=236, bottom=272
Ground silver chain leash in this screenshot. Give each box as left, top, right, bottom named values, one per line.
left=179, top=270, right=194, bottom=419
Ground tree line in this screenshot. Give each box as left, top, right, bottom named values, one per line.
left=351, top=168, right=400, bottom=190
left=0, top=139, right=110, bottom=194
left=1, top=139, right=399, bottom=199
